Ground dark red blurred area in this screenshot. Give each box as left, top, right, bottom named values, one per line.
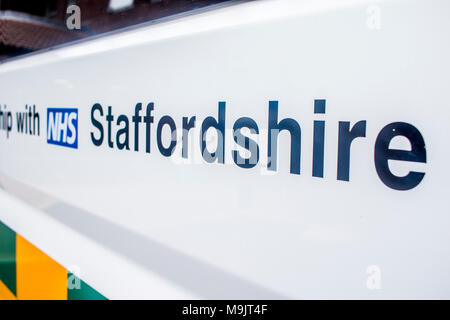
left=0, top=0, right=230, bottom=61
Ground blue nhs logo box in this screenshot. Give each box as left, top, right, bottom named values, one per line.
left=47, top=108, right=78, bottom=149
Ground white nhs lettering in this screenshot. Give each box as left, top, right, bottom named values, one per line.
left=47, top=109, right=78, bottom=148
left=48, top=112, right=76, bottom=144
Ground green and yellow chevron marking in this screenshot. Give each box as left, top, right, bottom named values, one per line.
left=0, top=220, right=107, bottom=300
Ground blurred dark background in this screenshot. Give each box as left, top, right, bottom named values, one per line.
left=0, top=0, right=230, bottom=61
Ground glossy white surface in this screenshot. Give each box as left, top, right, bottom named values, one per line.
left=0, top=0, right=449, bottom=298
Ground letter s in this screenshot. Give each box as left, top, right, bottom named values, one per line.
left=66, top=112, right=78, bottom=145
left=91, top=103, right=104, bottom=146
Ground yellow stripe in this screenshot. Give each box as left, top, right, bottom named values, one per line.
left=0, top=280, right=16, bottom=300
left=16, top=235, right=67, bottom=300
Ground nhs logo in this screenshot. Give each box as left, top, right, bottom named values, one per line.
left=47, top=108, right=78, bottom=149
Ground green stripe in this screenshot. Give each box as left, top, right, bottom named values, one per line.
left=67, top=273, right=107, bottom=300
left=0, top=221, right=16, bottom=295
